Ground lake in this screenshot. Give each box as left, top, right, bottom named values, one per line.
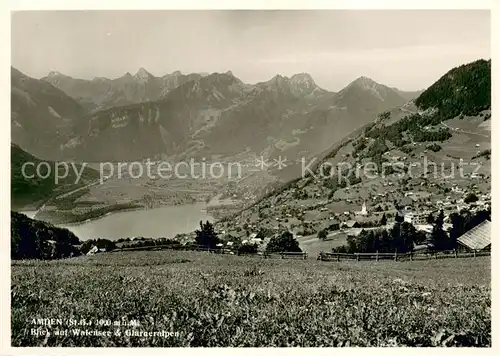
left=58, top=203, right=213, bottom=240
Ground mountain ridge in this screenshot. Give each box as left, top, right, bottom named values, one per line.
left=41, top=69, right=206, bottom=112
left=56, top=70, right=412, bottom=162
left=11, top=67, right=88, bottom=160
left=13, top=66, right=422, bottom=163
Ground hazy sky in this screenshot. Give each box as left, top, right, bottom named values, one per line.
left=11, top=10, right=490, bottom=91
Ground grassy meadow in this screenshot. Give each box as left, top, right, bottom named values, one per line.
left=11, top=251, right=491, bottom=347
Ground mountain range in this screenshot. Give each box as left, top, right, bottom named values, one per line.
left=12, top=67, right=422, bottom=162
left=42, top=69, right=207, bottom=112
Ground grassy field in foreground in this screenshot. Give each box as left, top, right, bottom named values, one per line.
left=11, top=251, right=491, bottom=347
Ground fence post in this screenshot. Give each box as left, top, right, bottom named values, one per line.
left=409, top=252, right=413, bottom=261
left=473, top=249, right=477, bottom=258
left=304, top=252, right=307, bottom=260
left=455, top=249, right=458, bottom=258
left=394, top=250, right=398, bottom=262
left=337, top=254, right=340, bottom=262
left=281, top=252, right=284, bottom=259
left=376, top=250, right=379, bottom=262
left=356, top=253, right=360, bottom=261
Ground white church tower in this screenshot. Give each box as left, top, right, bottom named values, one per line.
left=361, top=201, right=368, bottom=216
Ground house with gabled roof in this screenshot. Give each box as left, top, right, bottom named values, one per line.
left=457, top=220, right=491, bottom=251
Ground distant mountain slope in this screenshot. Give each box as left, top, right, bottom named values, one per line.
left=42, top=69, right=204, bottom=112
left=11, top=143, right=99, bottom=209
left=332, top=76, right=408, bottom=116
left=392, top=88, right=424, bottom=101
left=415, top=59, right=491, bottom=118
left=266, top=76, right=411, bottom=164
left=14, top=67, right=416, bottom=164
left=255, top=73, right=332, bottom=98
left=11, top=67, right=88, bottom=160
left=62, top=72, right=255, bottom=161
left=61, top=72, right=409, bottom=162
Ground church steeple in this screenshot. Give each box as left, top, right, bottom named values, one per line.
left=361, top=201, right=367, bottom=215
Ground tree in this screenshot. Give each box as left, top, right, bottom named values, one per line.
left=238, top=243, right=258, bottom=255
left=195, top=220, right=220, bottom=248
left=426, top=213, right=435, bottom=224
left=449, top=212, right=464, bottom=249
left=464, top=193, right=479, bottom=204
left=266, top=231, right=302, bottom=253
left=378, top=229, right=392, bottom=252
left=435, top=210, right=445, bottom=226
left=427, top=143, right=442, bottom=152
left=256, top=228, right=271, bottom=240
left=378, top=111, right=391, bottom=122
left=80, top=238, right=116, bottom=254
left=394, top=209, right=405, bottom=223
left=399, top=222, right=417, bottom=253
left=386, top=219, right=419, bottom=253
left=317, top=229, right=327, bottom=240
left=348, top=229, right=380, bottom=253
left=430, top=210, right=449, bottom=250
left=380, top=213, right=387, bottom=226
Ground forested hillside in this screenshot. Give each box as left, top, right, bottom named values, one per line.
left=11, top=144, right=99, bottom=208
left=415, top=59, right=491, bottom=118
left=11, top=212, right=81, bottom=260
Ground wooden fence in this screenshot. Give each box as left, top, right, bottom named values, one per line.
left=112, top=244, right=308, bottom=259
left=112, top=243, right=487, bottom=263
left=317, top=249, right=491, bottom=262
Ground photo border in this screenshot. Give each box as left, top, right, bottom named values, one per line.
left=1, top=1, right=497, bottom=355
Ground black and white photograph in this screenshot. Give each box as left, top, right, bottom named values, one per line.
left=6, top=5, right=493, bottom=348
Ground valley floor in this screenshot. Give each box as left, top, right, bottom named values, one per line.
left=11, top=251, right=490, bottom=347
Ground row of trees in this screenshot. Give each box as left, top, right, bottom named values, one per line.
left=195, top=220, right=302, bottom=254
left=332, top=208, right=490, bottom=254
left=80, top=238, right=117, bottom=254
left=333, top=221, right=426, bottom=254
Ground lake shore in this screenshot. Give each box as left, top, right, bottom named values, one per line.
left=17, top=193, right=242, bottom=241
left=55, top=205, right=146, bottom=227
left=56, top=202, right=216, bottom=241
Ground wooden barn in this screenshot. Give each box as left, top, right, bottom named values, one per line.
left=457, top=220, right=491, bottom=251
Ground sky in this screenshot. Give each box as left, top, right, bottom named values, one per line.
left=11, top=10, right=490, bottom=91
